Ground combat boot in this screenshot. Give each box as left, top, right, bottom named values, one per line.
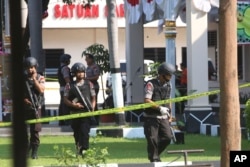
left=31, top=145, right=38, bottom=159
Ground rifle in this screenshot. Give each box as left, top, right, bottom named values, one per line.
left=170, top=126, right=177, bottom=143
left=73, top=83, right=97, bottom=125
left=25, top=80, right=42, bottom=131
left=73, top=84, right=93, bottom=112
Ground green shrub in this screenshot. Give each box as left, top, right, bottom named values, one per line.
left=53, top=132, right=109, bottom=167
left=244, top=99, right=250, bottom=133
left=239, top=92, right=250, bottom=104
left=53, top=145, right=79, bottom=166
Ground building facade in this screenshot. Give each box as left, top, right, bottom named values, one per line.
left=1, top=0, right=250, bottom=122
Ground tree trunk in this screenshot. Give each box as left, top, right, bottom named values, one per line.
left=106, top=0, right=126, bottom=125
left=219, top=1, right=241, bottom=167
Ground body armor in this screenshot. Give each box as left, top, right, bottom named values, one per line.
left=57, top=65, right=73, bottom=87
left=69, top=80, right=91, bottom=113
left=144, top=79, right=171, bottom=116
left=24, top=74, right=43, bottom=111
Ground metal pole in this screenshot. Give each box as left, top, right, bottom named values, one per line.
left=165, top=0, right=177, bottom=118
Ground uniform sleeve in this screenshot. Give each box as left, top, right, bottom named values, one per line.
left=93, top=64, right=100, bottom=76
left=62, top=66, right=70, bottom=79
left=38, top=75, right=45, bottom=86
left=89, top=82, right=96, bottom=96
left=64, top=86, right=70, bottom=97
left=144, top=82, right=154, bottom=99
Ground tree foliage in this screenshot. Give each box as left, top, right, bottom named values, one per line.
left=82, top=43, right=110, bottom=75
left=143, top=62, right=160, bottom=78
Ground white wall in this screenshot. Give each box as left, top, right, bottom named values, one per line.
left=36, top=0, right=218, bottom=105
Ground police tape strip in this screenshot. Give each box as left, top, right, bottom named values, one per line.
left=45, top=77, right=58, bottom=81
left=1, top=83, right=250, bottom=127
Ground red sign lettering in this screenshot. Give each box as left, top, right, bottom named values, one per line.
left=54, top=4, right=99, bottom=18
left=92, top=5, right=99, bottom=17
left=54, top=4, right=61, bottom=18
left=53, top=3, right=124, bottom=19
left=119, top=4, right=125, bottom=17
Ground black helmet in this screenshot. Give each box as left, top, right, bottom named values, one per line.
left=85, top=53, right=94, bottom=60
left=158, top=63, right=176, bottom=75
left=60, top=54, right=71, bottom=63
left=71, top=62, right=86, bottom=75
left=24, top=57, right=38, bottom=68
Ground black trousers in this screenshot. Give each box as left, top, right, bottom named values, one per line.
left=94, top=85, right=99, bottom=125
left=26, top=109, right=41, bottom=147
left=28, top=123, right=40, bottom=147
left=143, top=117, right=172, bottom=162
left=59, top=91, right=70, bottom=125
left=71, top=117, right=91, bottom=151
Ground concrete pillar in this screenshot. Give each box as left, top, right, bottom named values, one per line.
left=125, top=15, right=144, bottom=104
left=124, top=1, right=144, bottom=125
left=164, top=0, right=177, bottom=118
left=165, top=20, right=177, bottom=118
left=185, top=0, right=213, bottom=133
left=28, top=0, right=44, bottom=73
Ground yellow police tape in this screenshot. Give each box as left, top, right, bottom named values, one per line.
left=45, top=77, right=58, bottom=81
left=1, top=82, right=250, bottom=127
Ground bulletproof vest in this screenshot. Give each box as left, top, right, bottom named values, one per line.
left=144, top=79, right=171, bottom=115
left=57, top=65, right=73, bottom=86
left=71, top=80, right=92, bottom=112
left=24, top=74, right=44, bottom=109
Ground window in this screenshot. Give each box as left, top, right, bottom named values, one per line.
left=144, top=48, right=166, bottom=62
left=208, top=31, right=217, bottom=47
left=44, top=49, right=64, bottom=81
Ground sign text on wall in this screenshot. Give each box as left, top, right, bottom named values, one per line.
left=54, top=4, right=125, bottom=18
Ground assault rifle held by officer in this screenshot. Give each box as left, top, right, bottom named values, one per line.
left=74, top=84, right=93, bottom=112
left=25, top=80, right=41, bottom=120
left=63, top=62, right=96, bottom=156
left=23, top=57, right=45, bottom=159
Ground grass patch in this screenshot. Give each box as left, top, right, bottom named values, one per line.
left=0, top=134, right=249, bottom=166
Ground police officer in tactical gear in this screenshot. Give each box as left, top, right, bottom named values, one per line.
left=143, top=62, right=175, bottom=162
left=57, top=53, right=73, bottom=125
left=23, top=57, right=45, bottom=159
left=84, top=53, right=100, bottom=125
left=64, top=62, right=96, bottom=156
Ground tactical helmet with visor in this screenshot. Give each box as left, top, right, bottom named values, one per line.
left=24, top=57, right=38, bottom=68
left=71, top=62, right=86, bottom=76
left=158, top=63, right=176, bottom=76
